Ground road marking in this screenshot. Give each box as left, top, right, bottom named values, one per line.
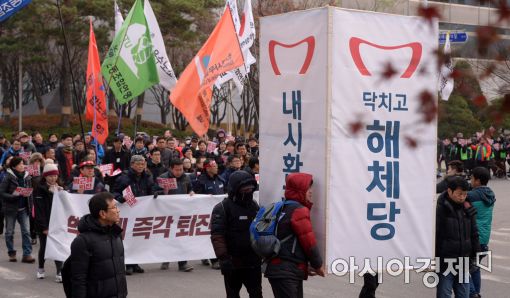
left=0, top=266, right=26, bottom=281
left=491, top=230, right=510, bottom=237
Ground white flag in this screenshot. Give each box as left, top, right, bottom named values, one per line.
left=144, top=0, right=178, bottom=91
left=438, top=32, right=454, bottom=101
left=215, top=0, right=256, bottom=92
left=114, top=0, right=124, bottom=37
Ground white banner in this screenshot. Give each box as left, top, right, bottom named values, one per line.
left=260, top=7, right=437, bottom=272
left=45, top=191, right=224, bottom=264
left=259, top=8, right=328, bottom=261
left=329, top=8, right=437, bottom=269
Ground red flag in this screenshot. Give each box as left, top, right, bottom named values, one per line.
left=170, top=8, right=244, bottom=136
left=86, top=18, right=108, bottom=144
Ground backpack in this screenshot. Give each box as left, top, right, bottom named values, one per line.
left=62, top=236, right=91, bottom=298
left=249, top=200, right=298, bottom=259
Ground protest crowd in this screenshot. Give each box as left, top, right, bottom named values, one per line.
left=0, top=127, right=501, bottom=298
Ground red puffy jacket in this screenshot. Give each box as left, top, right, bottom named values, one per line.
left=264, top=173, right=323, bottom=280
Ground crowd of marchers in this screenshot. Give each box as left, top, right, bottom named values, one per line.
left=0, top=128, right=498, bottom=298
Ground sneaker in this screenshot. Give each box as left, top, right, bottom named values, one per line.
left=211, top=261, right=221, bottom=270
left=8, top=253, right=16, bottom=262
left=22, top=255, right=35, bottom=263
left=201, top=259, right=210, bottom=266
left=133, top=264, right=145, bottom=273
left=55, top=274, right=62, bottom=283
left=160, top=262, right=169, bottom=270
left=125, top=266, right=133, bottom=276
left=36, top=271, right=45, bottom=279
left=178, top=264, right=194, bottom=272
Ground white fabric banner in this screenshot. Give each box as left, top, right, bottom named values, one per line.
left=144, top=0, right=178, bottom=91
left=260, top=7, right=437, bottom=273
left=259, top=8, right=328, bottom=260
left=45, top=191, right=224, bottom=264
left=329, top=9, right=437, bottom=269
left=215, top=0, right=256, bottom=92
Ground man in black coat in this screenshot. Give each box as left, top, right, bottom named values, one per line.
left=210, top=170, right=262, bottom=298
left=436, top=176, right=480, bottom=298
left=68, top=192, right=127, bottom=298
left=111, top=155, right=153, bottom=275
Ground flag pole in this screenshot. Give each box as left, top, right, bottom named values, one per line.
left=56, top=0, right=85, bottom=138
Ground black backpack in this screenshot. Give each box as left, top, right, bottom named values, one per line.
left=62, top=236, right=91, bottom=298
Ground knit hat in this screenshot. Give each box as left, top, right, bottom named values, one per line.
left=43, top=163, right=59, bottom=177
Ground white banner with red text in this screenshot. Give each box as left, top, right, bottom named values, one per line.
left=45, top=191, right=225, bottom=264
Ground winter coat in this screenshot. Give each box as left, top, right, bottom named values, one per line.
left=103, top=149, right=131, bottom=172
left=159, top=148, right=180, bottom=168
left=147, top=160, right=166, bottom=180
left=33, top=181, right=56, bottom=232
left=193, top=172, right=226, bottom=195
left=0, top=169, right=32, bottom=216
left=265, top=173, right=323, bottom=281
left=467, top=186, right=496, bottom=245
left=211, top=171, right=261, bottom=273
left=435, top=192, right=480, bottom=272
left=55, top=147, right=75, bottom=185
left=111, top=168, right=154, bottom=203
left=0, top=147, right=22, bottom=166
left=69, top=214, right=127, bottom=298
left=153, top=171, right=192, bottom=195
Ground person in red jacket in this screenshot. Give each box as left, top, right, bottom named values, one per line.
left=265, top=172, right=325, bottom=298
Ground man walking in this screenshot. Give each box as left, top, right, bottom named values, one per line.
left=67, top=192, right=127, bottom=298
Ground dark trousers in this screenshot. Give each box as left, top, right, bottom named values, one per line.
left=223, top=268, right=262, bottom=298
left=359, top=273, right=379, bottom=298
left=38, top=233, right=62, bottom=273
left=29, top=215, right=36, bottom=240
left=268, top=278, right=303, bottom=298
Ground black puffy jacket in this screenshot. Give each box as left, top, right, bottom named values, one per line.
left=436, top=192, right=480, bottom=272
left=69, top=214, right=127, bottom=298
left=0, top=169, right=32, bottom=216
left=211, top=171, right=260, bottom=273
left=111, top=168, right=154, bottom=203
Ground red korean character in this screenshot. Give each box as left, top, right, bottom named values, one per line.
left=67, top=216, right=80, bottom=235
left=132, top=217, right=154, bottom=239
left=194, top=214, right=211, bottom=236
left=152, top=216, right=174, bottom=238
left=176, top=215, right=197, bottom=237
left=117, top=217, right=128, bottom=240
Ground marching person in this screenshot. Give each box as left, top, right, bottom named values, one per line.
left=211, top=170, right=262, bottom=297
left=0, top=156, right=35, bottom=263
left=67, top=192, right=127, bottom=298
left=33, top=163, right=64, bottom=282
left=154, top=158, right=194, bottom=272
left=265, top=172, right=325, bottom=298
left=112, top=155, right=153, bottom=275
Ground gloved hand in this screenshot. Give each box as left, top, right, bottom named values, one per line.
left=465, top=206, right=477, bottom=217
left=153, top=190, right=164, bottom=199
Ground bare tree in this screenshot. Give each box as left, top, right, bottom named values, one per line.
left=147, top=85, right=171, bottom=125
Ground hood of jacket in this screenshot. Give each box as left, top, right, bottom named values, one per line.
left=227, top=170, right=257, bottom=199
left=284, top=173, right=313, bottom=209
left=468, top=186, right=496, bottom=206
left=77, top=214, right=122, bottom=236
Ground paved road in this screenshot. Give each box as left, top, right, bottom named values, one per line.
left=0, top=179, right=508, bottom=297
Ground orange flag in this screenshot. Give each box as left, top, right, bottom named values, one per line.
left=170, top=8, right=244, bottom=136
left=85, top=18, right=108, bottom=144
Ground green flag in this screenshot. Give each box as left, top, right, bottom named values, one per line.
left=101, top=0, right=158, bottom=104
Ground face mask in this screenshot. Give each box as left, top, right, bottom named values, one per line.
left=236, top=191, right=254, bottom=203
